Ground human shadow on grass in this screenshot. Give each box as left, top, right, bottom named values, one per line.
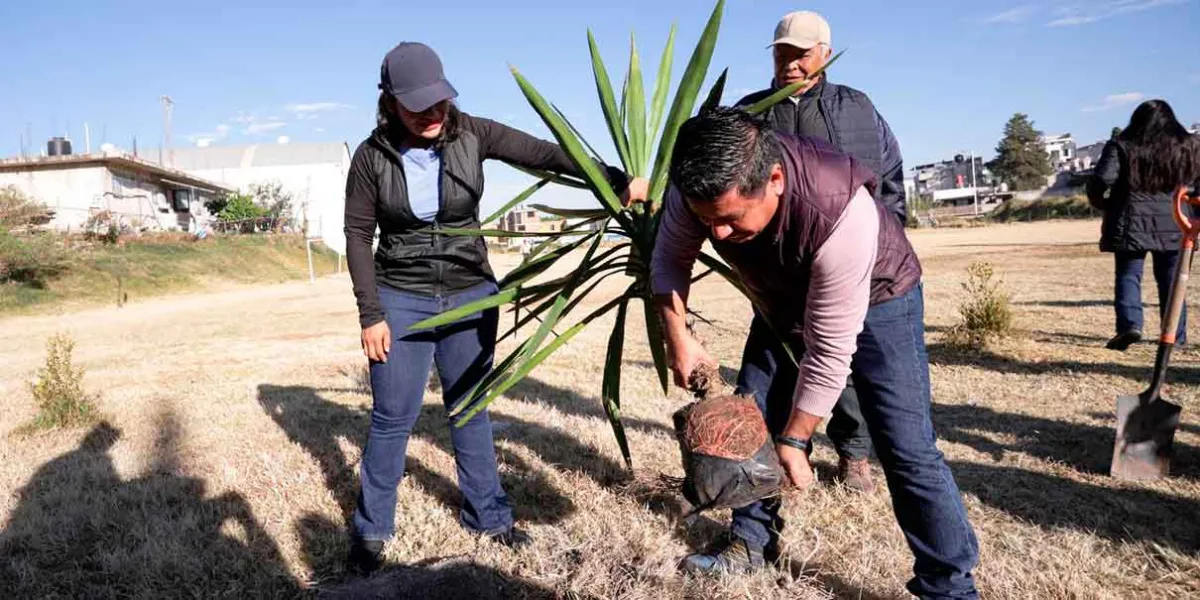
left=505, top=376, right=675, bottom=438
left=298, top=513, right=556, bottom=599
left=926, top=342, right=1200, bottom=385
left=0, top=416, right=302, bottom=597
left=948, top=460, right=1200, bottom=554
left=931, top=403, right=1200, bottom=480
left=256, top=384, right=575, bottom=535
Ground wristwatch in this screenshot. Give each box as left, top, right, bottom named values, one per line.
left=774, top=434, right=812, bottom=454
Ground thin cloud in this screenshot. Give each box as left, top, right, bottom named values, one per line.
left=245, top=121, right=287, bottom=135
left=186, top=123, right=231, bottom=147
left=983, top=4, right=1037, bottom=24
left=1049, top=0, right=1188, bottom=27
left=1082, top=92, right=1145, bottom=112
left=286, top=102, right=352, bottom=120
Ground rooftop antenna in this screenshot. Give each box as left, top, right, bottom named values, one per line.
left=161, top=95, right=174, bottom=167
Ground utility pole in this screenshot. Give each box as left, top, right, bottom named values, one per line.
left=161, top=95, right=174, bottom=167
left=971, top=151, right=979, bottom=216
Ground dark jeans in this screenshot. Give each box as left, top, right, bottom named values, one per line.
left=731, top=285, right=980, bottom=599
left=352, top=281, right=513, bottom=540
left=1114, top=250, right=1187, bottom=343
left=737, top=314, right=872, bottom=460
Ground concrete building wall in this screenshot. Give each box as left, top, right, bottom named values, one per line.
left=0, top=166, right=109, bottom=229
left=181, top=159, right=350, bottom=238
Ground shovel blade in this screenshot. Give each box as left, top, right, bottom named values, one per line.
left=1111, top=393, right=1183, bottom=480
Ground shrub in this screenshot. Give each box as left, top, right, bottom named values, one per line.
left=218, top=193, right=265, bottom=222
left=27, top=333, right=98, bottom=431
left=0, top=185, right=53, bottom=230
left=83, top=210, right=122, bottom=244
left=947, top=262, right=1013, bottom=348
left=0, top=187, right=70, bottom=287
left=989, top=195, right=1095, bottom=223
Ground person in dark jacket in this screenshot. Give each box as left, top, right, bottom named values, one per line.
left=342, top=41, right=646, bottom=574
left=730, top=10, right=907, bottom=494
left=1087, top=99, right=1200, bottom=351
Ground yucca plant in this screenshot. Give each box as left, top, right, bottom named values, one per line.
left=412, top=0, right=841, bottom=468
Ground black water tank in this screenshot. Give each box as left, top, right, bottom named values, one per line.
left=47, top=137, right=72, bottom=156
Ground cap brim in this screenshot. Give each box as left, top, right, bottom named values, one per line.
left=395, top=79, right=458, bottom=113
left=768, top=36, right=822, bottom=49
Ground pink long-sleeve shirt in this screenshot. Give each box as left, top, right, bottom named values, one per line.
left=651, top=185, right=878, bottom=417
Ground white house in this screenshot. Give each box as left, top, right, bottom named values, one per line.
left=0, top=151, right=233, bottom=232
left=163, top=142, right=351, bottom=242
left=1042, top=133, right=1076, bottom=171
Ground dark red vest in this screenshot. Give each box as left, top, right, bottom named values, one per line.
left=708, top=133, right=923, bottom=336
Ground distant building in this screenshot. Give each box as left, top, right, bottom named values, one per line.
left=0, top=148, right=233, bottom=232
left=1042, top=133, right=1076, bottom=170
left=161, top=142, right=351, bottom=238
left=496, top=205, right=568, bottom=251
left=912, top=154, right=993, bottom=202
left=1070, top=140, right=1107, bottom=172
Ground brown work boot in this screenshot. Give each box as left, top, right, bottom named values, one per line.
left=836, top=457, right=877, bottom=494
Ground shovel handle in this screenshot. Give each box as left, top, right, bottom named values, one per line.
left=1164, top=186, right=1200, bottom=345
left=1147, top=186, right=1200, bottom=402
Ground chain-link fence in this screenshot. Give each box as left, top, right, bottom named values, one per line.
left=208, top=216, right=300, bottom=235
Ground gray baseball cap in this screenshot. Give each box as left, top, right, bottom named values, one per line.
left=379, top=42, right=458, bottom=113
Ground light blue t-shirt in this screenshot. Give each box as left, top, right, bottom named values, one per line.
left=401, top=147, right=441, bottom=222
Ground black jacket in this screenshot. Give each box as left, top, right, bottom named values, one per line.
left=344, top=110, right=627, bottom=328
left=1088, top=139, right=1190, bottom=253
left=736, top=78, right=906, bottom=224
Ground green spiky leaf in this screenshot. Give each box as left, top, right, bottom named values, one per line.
left=647, top=0, right=725, bottom=208
left=643, top=295, right=670, bottom=394
left=647, top=25, right=677, bottom=150
left=602, top=297, right=632, bottom=468
left=529, top=204, right=610, bottom=219
left=700, top=67, right=728, bottom=113
left=508, top=165, right=590, bottom=190
left=587, top=30, right=633, bottom=172
left=482, top=177, right=553, bottom=225
left=744, top=49, right=845, bottom=115
left=511, top=65, right=628, bottom=222
left=625, top=33, right=647, bottom=175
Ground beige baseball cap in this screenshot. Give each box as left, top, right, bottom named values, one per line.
left=769, top=11, right=832, bottom=49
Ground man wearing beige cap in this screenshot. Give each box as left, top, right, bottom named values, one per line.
left=684, top=6, right=917, bottom=576
left=733, top=10, right=905, bottom=492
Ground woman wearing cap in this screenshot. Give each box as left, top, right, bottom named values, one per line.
left=1088, top=99, right=1200, bottom=351
left=343, top=41, right=646, bottom=574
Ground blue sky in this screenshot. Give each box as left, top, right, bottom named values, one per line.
left=2, top=0, right=1198, bottom=212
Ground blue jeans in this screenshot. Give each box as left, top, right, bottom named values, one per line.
left=731, top=285, right=980, bottom=599
left=737, top=313, right=872, bottom=460
left=352, top=281, right=513, bottom=540
left=1114, top=250, right=1187, bottom=343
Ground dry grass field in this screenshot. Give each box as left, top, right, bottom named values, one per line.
left=2, top=219, right=1199, bottom=599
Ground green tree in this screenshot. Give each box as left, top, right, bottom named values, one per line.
left=1111, top=126, right=1122, bottom=139
left=217, top=193, right=264, bottom=222
left=988, top=113, right=1054, bottom=191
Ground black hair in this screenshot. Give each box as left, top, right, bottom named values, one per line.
left=668, top=106, right=782, bottom=202
left=1117, top=99, right=1200, bottom=193
left=375, top=91, right=461, bottom=151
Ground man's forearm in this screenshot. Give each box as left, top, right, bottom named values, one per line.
left=782, top=410, right=824, bottom=440
left=655, top=291, right=691, bottom=347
